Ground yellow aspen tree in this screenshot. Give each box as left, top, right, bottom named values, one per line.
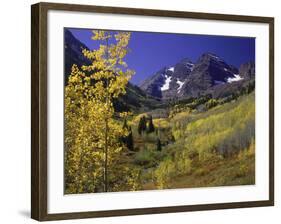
left=64, top=30, right=140, bottom=193
left=65, top=65, right=105, bottom=193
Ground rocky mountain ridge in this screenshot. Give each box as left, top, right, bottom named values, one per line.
left=140, top=53, right=255, bottom=99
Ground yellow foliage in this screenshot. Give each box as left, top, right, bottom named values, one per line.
left=154, top=159, right=176, bottom=189
left=171, top=111, right=190, bottom=123
left=153, top=118, right=170, bottom=129
left=154, top=93, right=255, bottom=188
left=65, top=30, right=139, bottom=193
left=238, top=138, right=255, bottom=160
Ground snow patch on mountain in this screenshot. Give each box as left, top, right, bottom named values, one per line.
left=161, top=75, right=172, bottom=91
left=227, top=74, right=244, bottom=83
left=168, top=67, right=174, bottom=72
left=176, top=79, right=184, bottom=93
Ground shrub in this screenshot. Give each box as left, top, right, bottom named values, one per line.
left=234, top=164, right=248, bottom=178
left=194, top=168, right=207, bottom=177
left=154, top=159, right=176, bottom=189
left=134, top=149, right=161, bottom=168
left=175, top=153, right=192, bottom=176
left=205, top=99, right=219, bottom=109
left=237, top=138, right=255, bottom=160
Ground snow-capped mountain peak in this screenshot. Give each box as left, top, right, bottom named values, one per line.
left=139, top=53, right=254, bottom=99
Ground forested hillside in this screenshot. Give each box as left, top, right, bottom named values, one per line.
left=125, top=92, right=255, bottom=190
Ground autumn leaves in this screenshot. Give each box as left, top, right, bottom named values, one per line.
left=65, top=31, right=140, bottom=193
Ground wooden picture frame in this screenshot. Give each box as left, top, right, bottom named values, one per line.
left=31, top=2, right=274, bottom=221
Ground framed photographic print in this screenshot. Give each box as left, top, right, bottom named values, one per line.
left=31, top=2, right=274, bottom=221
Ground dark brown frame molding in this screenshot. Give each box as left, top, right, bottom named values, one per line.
left=31, top=2, right=274, bottom=221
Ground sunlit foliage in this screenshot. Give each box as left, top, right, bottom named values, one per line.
left=154, top=93, right=255, bottom=189
left=64, top=30, right=141, bottom=193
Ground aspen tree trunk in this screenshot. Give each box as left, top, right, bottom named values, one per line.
left=104, top=118, right=108, bottom=192
left=104, top=38, right=109, bottom=192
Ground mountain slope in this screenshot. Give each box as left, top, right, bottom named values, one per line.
left=179, top=53, right=239, bottom=97
left=64, top=29, right=91, bottom=83
left=114, top=82, right=163, bottom=113
left=140, top=58, right=194, bottom=99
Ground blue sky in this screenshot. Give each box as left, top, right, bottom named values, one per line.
left=68, top=28, right=255, bottom=85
